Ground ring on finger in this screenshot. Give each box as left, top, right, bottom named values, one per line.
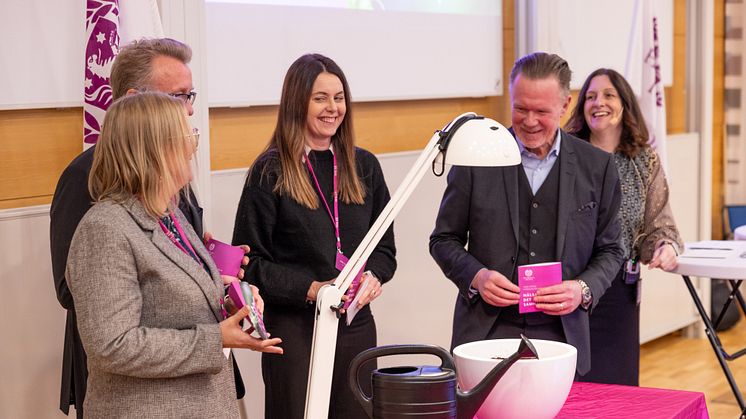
left=559, top=302, right=564, bottom=310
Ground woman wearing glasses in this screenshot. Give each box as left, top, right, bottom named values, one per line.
left=232, top=54, right=397, bottom=418
left=66, top=92, right=283, bottom=418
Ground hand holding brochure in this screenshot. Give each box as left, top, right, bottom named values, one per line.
left=518, top=262, right=562, bottom=313
left=345, top=278, right=370, bottom=326
left=225, top=281, right=270, bottom=339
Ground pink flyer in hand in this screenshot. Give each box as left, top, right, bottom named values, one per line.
left=518, top=262, right=562, bottom=313
left=205, top=238, right=245, bottom=277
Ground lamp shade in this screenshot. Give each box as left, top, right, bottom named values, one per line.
left=443, top=117, right=521, bottom=167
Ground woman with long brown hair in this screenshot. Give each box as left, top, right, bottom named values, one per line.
left=565, top=68, right=682, bottom=385
left=232, top=54, right=397, bottom=418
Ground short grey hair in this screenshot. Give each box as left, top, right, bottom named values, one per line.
left=110, top=38, right=192, bottom=100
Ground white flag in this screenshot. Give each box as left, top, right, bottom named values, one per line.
left=624, top=0, right=666, bottom=171
left=119, top=0, right=164, bottom=45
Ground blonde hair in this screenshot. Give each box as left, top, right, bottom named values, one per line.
left=253, top=54, right=364, bottom=209
left=89, top=92, right=193, bottom=218
left=110, top=38, right=192, bottom=100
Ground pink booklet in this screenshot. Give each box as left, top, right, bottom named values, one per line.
left=205, top=238, right=244, bottom=277
left=518, top=262, right=562, bottom=313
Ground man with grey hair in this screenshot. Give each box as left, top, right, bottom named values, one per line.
left=50, top=38, right=245, bottom=418
left=430, top=52, right=623, bottom=376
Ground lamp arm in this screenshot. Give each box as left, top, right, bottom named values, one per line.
left=333, top=131, right=443, bottom=293
left=303, top=284, right=344, bottom=419
left=303, top=130, right=443, bottom=419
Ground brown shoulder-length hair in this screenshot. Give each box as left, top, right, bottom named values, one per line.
left=564, top=68, right=650, bottom=158
left=89, top=92, right=193, bottom=218
left=252, top=53, right=364, bottom=209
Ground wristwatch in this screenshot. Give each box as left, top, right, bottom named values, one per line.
left=578, top=279, right=592, bottom=310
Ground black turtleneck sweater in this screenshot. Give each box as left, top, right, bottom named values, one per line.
left=232, top=147, right=397, bottom=312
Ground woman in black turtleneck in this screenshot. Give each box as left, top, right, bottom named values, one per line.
left=232, top=54, right=397, bottom=419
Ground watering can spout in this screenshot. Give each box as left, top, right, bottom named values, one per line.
left=456, top=334, right=538, bottom=419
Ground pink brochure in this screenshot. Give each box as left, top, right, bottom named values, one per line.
left=205, top=238, right=245, bottom=277
left=226, top=281, right=269, bottom=339
left=518, top=262, right=562, bottom=313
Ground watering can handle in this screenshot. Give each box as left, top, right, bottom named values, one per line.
left=348, top=344, right=456, bottom=418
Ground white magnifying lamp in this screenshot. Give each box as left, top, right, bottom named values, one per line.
left=303, top=112, right=522, bottom=418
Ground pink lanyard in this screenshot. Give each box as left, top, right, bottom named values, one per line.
left=158, top=212, right=203, bottom=266
left=305, top=151, right=342, bottom=254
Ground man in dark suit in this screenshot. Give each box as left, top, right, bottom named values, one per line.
left=49, top=38, right=243, bottom=418
left=429, top=52, right=623, bottom=376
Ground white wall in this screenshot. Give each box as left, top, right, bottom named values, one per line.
left=0, top=208, right=68, bottom=418
left=639, top=133, right=703, bottom=343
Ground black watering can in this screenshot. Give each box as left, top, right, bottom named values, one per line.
left=348, top=334, right=538, bottom=419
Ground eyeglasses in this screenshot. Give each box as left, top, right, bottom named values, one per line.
left=187, top=127, right=200, bottom=150
left=170, top=91, right=197, bottom=105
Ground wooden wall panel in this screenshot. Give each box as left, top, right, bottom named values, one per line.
left=0, top=108, right=82, bottom=209
left=667, top=0, right=688, bottom=134
left=354, top=98, right=495, bottom=154
left=208, top=106, right=278, bottom=171
left=712, top=0, right=725, bottom=239
left=209, top=97, right=502, bottom=170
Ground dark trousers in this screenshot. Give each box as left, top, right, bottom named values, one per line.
left=579, top=269, right=640, bottom=386
left=262, top=306, right=376, bottom=419
left=489, top=306, right=566, bottom=342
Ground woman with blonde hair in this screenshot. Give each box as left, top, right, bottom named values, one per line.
left=232, top=54, right=397, bottom=418
left=66, top=92, right=282, bottom=418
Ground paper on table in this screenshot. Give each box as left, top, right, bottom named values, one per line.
left=682, top=241, right=740, bottom=259
left=345, top=278, right=370, bottom=326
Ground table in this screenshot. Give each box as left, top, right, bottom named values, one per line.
left=672, top=240, right=746, bottom=413
left=556, top=382, right=708, bottom=418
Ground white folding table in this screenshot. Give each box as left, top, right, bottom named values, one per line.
left=673, top=240, right=746, bottom=413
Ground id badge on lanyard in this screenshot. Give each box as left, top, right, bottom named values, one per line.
left=335, top=251, right=366, bottom=308
left=624, top=258, right=640, bottom=284
left=306, top=151, right=366, bottom=309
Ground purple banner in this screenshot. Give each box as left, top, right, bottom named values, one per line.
left=84, top=0, right=119, bottom=145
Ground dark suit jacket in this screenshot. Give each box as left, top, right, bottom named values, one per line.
left=429, top=130, right=623, bottom=375
left=49, top=145, right=220, bottom=416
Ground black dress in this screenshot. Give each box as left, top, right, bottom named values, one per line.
left=581, top=269, right=640, bottom=385
left=233, top=148, right=397, bottom=419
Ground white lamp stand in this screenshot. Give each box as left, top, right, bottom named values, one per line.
left=303, top=112, right=521, bottom=419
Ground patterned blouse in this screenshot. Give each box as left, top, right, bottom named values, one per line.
left=614, top=147, right=683, bottom=263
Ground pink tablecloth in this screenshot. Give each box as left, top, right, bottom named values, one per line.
left=555, top=382, right=709, bottom=419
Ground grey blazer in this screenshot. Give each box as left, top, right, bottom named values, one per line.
left=429, top=130, right=624, bottom=375
left=66, top=199, right=238, bottom=418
